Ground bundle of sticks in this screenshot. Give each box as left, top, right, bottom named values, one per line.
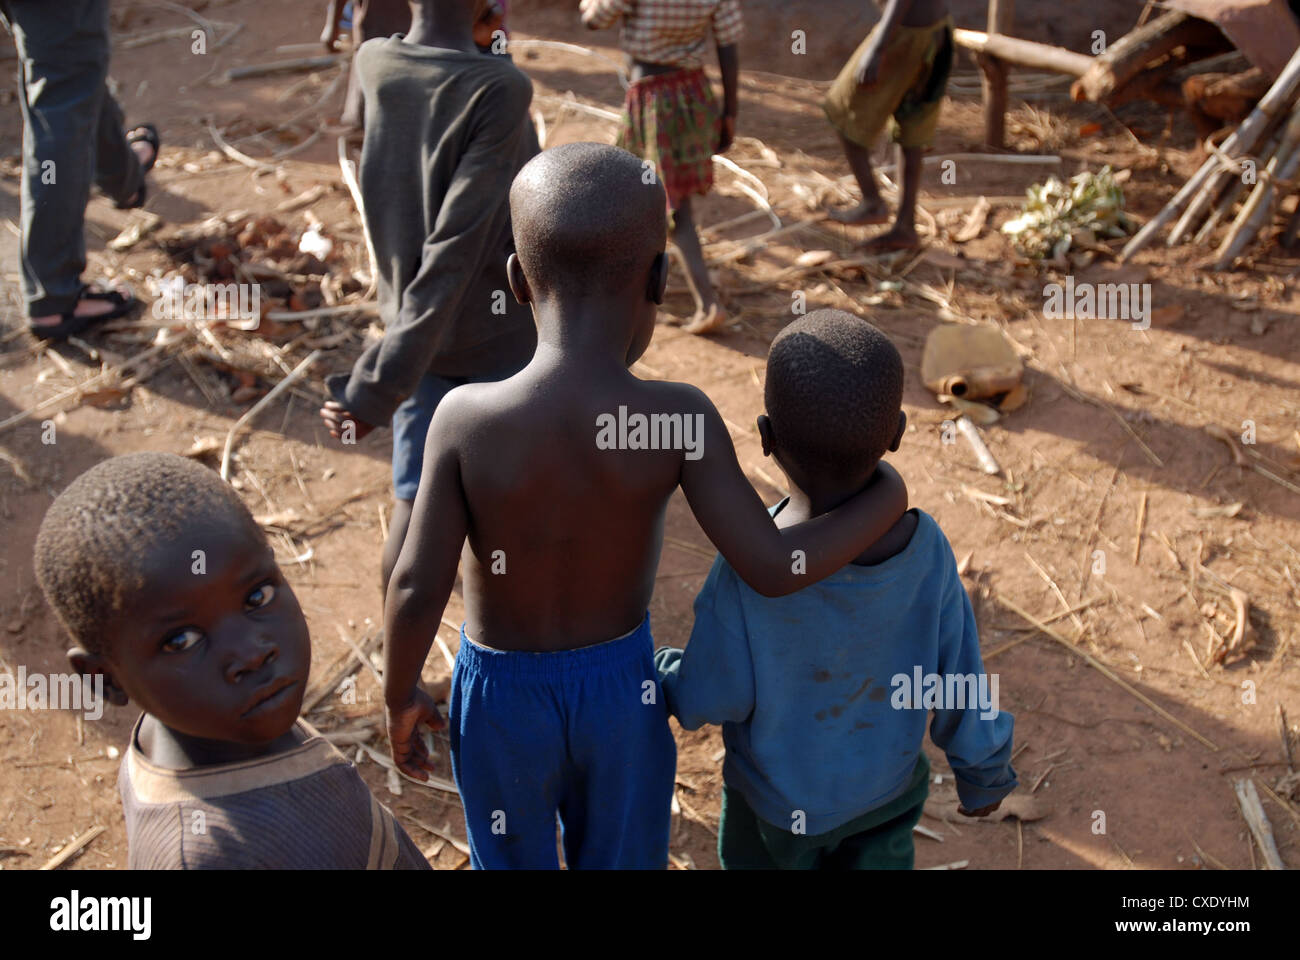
left=1121, top=42, right=1300, bottom=267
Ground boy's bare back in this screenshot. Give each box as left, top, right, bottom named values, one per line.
left=420, top=362, right=731, bottom=650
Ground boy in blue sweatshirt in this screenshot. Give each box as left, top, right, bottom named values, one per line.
left=655, top=309, right=1017, bottom=869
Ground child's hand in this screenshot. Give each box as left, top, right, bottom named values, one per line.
left=717, top=114, right=736, bottom=154
left=958, top=799, right=1002, bottom=818
left=386, top=688, right=446, bottom=781
left=320, top=400, right=375, bottom=442
left=854, top=45, right=883, bottom=86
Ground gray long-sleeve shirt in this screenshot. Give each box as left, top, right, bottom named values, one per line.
left=337, top=37, right=539, bottom=427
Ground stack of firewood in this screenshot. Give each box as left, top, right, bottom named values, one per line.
left=1119, top=43, right=1300, bottom=268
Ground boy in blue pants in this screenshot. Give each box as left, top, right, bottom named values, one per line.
left=380, top=146, right=909, bottom=869
left=657, top=309, right=1017, bottom=869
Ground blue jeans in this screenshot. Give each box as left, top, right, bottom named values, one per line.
left=390, top=363, right=522, bottom=500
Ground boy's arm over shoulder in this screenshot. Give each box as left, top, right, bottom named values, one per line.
left=669, top=381, right=907, bottom=597
left=338, top=65, right=535, bottom=428
left=579, top=0, right=632, bottom=30
left=655, top=555, right=756, bottom=730
left=927, top=526, right=1018, bottom=813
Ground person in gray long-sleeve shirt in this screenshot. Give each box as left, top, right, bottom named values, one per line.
left=320, top=0, right=538, bottom=594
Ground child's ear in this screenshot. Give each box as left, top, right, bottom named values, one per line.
left=757, top=414, right=774, bottom=457
left=68, top=647, right=129, bottom=707
left=506, top=253, right=532, bottom=305
left=647, top=251, right=669, bottom=305
left=890, top=410, right=907, bottom=452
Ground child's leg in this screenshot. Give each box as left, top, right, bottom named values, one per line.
left=858, top=144, right=924, bottom=253
left=448, top=634, right=569, bottom=869
left=671, top=198, right=726, bottom=335
left=718, top=784, right=816, bottom=869
left=824, top=754, right=930, bottom=870
left=557, top=618, right=676, bottom=869
left=826, top=134, right=891, bottom=226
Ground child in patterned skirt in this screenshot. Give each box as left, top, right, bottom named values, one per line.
left=581, top=0, right=742, bottom=335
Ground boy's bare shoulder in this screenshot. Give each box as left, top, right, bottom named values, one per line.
left=423, top=377, right=530, bottom=445
left=637, top=377, right=718, bottom=415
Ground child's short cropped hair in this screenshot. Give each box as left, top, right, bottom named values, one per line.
left=764, top=308, right=904, bottom=474
left=34, top=452, right=265, bottom=653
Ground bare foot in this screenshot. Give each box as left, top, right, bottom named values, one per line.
left=826, top=198, right=891, bottom=226
left=682, top=302, right=727, bottom=336
left=858, top=226, right=922, bottom=254
left=29, top=281, right=132, bottom=327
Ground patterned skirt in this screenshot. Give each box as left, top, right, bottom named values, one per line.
left=616, top=66, right=720, bottom=211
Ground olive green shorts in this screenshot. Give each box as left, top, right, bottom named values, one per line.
left=824, top=16, right=954, bottom=151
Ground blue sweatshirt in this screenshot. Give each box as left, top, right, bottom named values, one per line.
left=655, top=505, right=1017, bottom=836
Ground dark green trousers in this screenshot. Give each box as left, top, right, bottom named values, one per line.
left=719, top=754, right=930, bottom=870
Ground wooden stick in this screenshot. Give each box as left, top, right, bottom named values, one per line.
left=40, top=826, right=105, bottom=870
left=301, top=628, right=383, bottom=715
left=1070, top=11, right=1219, bottom=103
left=1279, top=704, right=1294, bottom=773
left=1025, top=551, right=1085, bottom=632
left=953, top=29, right=1092, bottom=76
left=0, top=334, right=182, bottom=434
left=1213, top=102, right=1300, bottom=270
left=220, top=349, right=321, bottom=481
left=1179, top=121, right=1285, bottom=246
left=1121, top=43, right=1300, bottom=261
left=1133, top=490, right=1147, bottom=566
left=997, top=593, right=1219, bottom=750
left=1233, top=778, right=1284, bottom=869
left=981, top=0, right=1015, bottom=148
left=226, top=55, right=341, bottom=81
left=337, top=136, right=378, bottom=297
left=409, top=818, right=471, bottom=855
left=336, top=625, right=382, bottom=687
left=1030, top=763, right=1055, bottom=793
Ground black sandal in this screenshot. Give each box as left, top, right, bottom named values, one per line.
left=28, top=284, right=140, bottom=341
left=115, top=123, right=160, bottom=210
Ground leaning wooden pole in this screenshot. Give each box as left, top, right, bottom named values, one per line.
left=980, top=0, right=1016, bottom=148
left=1120, top=43, right=1300, bottom=262
left=1170, top=109, right=1289, bottom=246
left=1190, top=125, right=1285, bottom=244
left=1212, top=101, right=1300, bottom=269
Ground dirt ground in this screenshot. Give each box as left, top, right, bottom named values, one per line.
left=1, top=0, right=1298, bottom=872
